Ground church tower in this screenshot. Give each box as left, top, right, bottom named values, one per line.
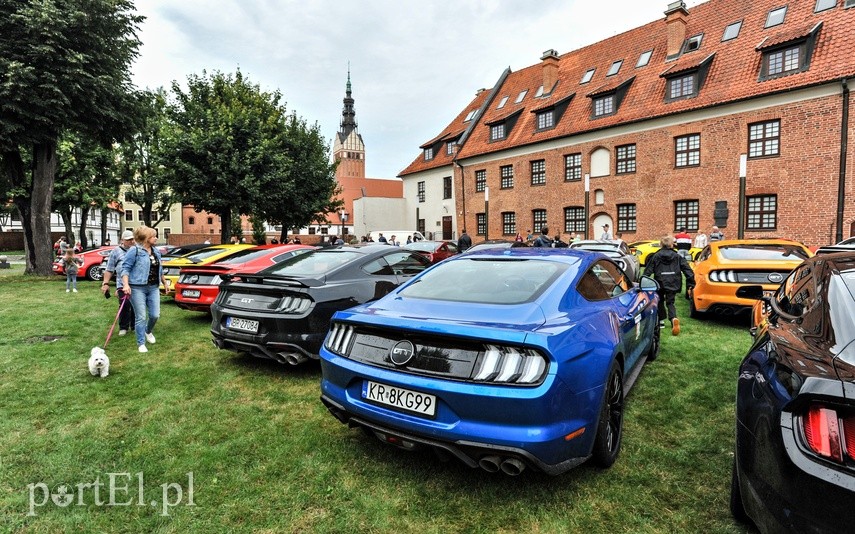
left=332, top=67, right=365, bottom=179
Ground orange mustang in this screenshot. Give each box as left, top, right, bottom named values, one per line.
left=688, top=239, right=812, bottom=318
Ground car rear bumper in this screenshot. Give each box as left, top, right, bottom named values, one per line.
left=319, top=350, right=601, bottom=474
left=693, top=281, right=780, bottom=313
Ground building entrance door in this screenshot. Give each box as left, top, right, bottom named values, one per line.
left=442, top=217, right=452, bottom=240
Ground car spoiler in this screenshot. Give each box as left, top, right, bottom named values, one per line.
left=219, top=272, right=324, bottom=288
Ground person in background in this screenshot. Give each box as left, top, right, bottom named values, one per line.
left=104, top=236, right=111, bottom=246
left=102, top=230, right=136, bottom=335
left=292, top=236, right=302, bottom=244
left=709, top=226, right=725, bottom=241
left=406, top=235, right=413, bottom=245
left=61, top=249, right=83, bottom=293
left=600, top=224, right=613, bottom=240
left=334, top=235, right=344, bottom=245
left=515, top=232, right=523, bottom=243
left=526, top=229, right=534, bottom=242
left=270, top=237, right=279, bottom=244
left=120, top=226, right=170, bottom=353
left=674, top=228, right=692, bottom=251
left=389, top=235, right=399, bottom=246
left=457, top=229, right=472, bottom=252
left=532, top=226, right=553, bottom=247
left=58, top=236, right=70, bottom=256
left=644, top=235, right=695, bottom=336
left=694, top=229, right=709, bottom=249
left=552, top=234, right=568, bottom=248
left=73, top=240, right=83, bottom=253
left=377, top=233, right=387, bottom=244
left=570, top=231, right=581, bottom=243
left=614, top=232, right=624, bottom=244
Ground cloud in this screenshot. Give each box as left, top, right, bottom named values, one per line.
left=131, top=0, right=707, bottom=178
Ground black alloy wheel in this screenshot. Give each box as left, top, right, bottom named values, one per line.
left=646, top=319, right=660, bottom=362
left=592, top=360, right=624, bottom=468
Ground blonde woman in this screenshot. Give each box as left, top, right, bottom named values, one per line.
left=120, top=226, right=170, bottom=353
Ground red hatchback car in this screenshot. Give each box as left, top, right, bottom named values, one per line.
left=52, top=246, right=116, bottom=281
left=402, top=240, right=459, bottom=264
left=174, top=244, right=314, bottom=312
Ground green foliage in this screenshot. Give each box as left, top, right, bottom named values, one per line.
left=54, top=131, right=119, bottom=246
left=251, top=216, right=266, bottom=244
left=0, top=277, right=752, bottom=532
left=0, top=0, right=143, bottom=275
left=117, top=89, right=177, bottom=228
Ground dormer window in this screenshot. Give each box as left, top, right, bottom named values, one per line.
left=497, top=96, right=508, bottom=109
left=607, top=60, right=623, bottom=77
left=464, top=110, right=477, bottom=122
left=757, top=22, right=822, bottom=81
left=424, top=147, right=434, bottom=161
left=580, top=69, right=595, bottom=84
left=586, top=77, right=634, bottom=119
left=661, top=53, right=714, bottom=102
left=446, top=140, right=456, bottom=155
left=722, top=21, right=742, bottom=41
left=536, top=110, right=554, bottom=130
left=535, top=85, right=544, bottom=97
left=636, top=50, right=653, bottom=68
left=486, top=109, right=523, bottom=142
left=594, top=95, right=614, bottom=116
left=683, top=34, right=703, bottom=53
left=515, top=90, right=528, bottom=103
left=490, top=123, right=505, bottom=141
left=765, top=6, right=786, bottom=28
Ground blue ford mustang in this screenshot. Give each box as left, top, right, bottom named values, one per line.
left=319, top=248, right=661, bottom=475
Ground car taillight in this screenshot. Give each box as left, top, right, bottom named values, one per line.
left=325, top=323, right=355, bottom=355
left=709, top=270, right=737, bottom=283
left=803, top=404, right=855, bottom=464
left=472, top=345, right=547, bottom=385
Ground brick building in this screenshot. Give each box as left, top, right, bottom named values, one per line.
left=400, top=0, right=855, bottom=248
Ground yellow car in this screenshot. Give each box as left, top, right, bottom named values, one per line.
left=688, top=239, right=812, bottom=318
left=161, top=244, right=254, bottom=293
left=630, top=240, right=702, bottom=266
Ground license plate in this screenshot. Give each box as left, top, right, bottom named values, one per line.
left=362, top=381, right=436, bottom=417
left=225, top=317, right=259, bottom=333
left=182, top=289, right=201, bottom=298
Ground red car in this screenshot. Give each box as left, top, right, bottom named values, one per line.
left=52, top=246, right=116, bottom=281
left=174, top=244, right=314, bottom=312
left=402, top=240, right=459, bottom=264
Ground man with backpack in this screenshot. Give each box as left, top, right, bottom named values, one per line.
left=643, top=236, right=695, bottom=336
left=532, top=226, right=553, bottom=247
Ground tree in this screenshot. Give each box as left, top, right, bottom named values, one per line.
left=53, top=131, right=118, bottom=248
left=0, top=0, right=141, bottom=275
left=255, top=113, right=341, bottom=243
left=163, top=70, right=339, bottom=243
left=117, top=89, right=177, bottom=229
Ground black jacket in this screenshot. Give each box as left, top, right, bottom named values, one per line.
left=532, top=235, right=553, bottom=247
left=458, top=233, right=472, bottom=251
left=643, top=248, right=695, bottom=292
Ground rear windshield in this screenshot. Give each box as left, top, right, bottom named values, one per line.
left=217, top=248, right=283, bottom=265
left=261, top=250, right=362, bottom=276
left=183, top=248, right=237, bottom=263
left=718, top=244, right=810, bottom=261
left=399, top=258, right=569, bottom=304
left=405, top=242, right=438, bottom=252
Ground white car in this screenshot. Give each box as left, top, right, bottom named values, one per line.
left=569, top=240, right=641, bottom=282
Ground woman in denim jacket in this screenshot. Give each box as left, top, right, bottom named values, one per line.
left=120, top=226, right=171, bottom=353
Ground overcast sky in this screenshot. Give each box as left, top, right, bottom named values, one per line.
left=131, top=0, right=707, bottom=179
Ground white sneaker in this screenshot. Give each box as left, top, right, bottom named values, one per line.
left=138, top=344, right=148, bottom=353
left=145, top=332, right=156, bottom=344
left=72, top=288, right=78, bottom=293
left=66, top=289, right=70, bottom=293
left=118, top=329, right=128, bottom=336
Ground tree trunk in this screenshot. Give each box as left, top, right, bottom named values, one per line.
left=61, top=212, right=74, bottom=242
left=79, top=206, right=90, bottom=249
left=220, top=209, right=232, bottom=243
left=26, top=142, right=58, bottom=275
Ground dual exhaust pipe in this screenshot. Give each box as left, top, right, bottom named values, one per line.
left=478, top=455, right=526, bottom=476
left=210, top=339, right=309, bottom=366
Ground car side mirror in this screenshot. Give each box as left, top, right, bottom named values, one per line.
left=639, top=275, right=659, bottom=292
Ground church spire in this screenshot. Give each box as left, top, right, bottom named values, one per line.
left=340, top=63, right=357, bottom=137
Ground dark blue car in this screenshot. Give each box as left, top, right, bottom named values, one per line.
left=319, top=248, right=661, bottom=475
left=731, top=251, right=855, bottom=533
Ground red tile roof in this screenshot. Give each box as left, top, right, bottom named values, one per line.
left=415, top=0, right=855, bottom=163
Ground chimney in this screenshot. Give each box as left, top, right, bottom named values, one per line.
left=540, top=49, right=559, bottom=93
left=665, top=1, right=689, bottom=58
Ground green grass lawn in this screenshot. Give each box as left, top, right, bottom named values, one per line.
left=0, top=274, right=752, bottom=533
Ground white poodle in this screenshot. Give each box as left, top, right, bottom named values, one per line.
left=88, top=347, right=110, bottom=378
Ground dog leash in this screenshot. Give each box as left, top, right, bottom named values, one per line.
left=103, top=295, right=129, bottom=349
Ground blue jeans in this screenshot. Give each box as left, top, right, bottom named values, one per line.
left=129, top=283, right=160, bottom=346
left=65, top=273, right=78, bottom=290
